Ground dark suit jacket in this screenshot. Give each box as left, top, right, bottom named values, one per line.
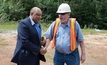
left=11, top=17, right=46, bottom=65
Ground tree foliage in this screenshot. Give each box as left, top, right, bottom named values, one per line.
left=0, top=0, right=107, bottom=29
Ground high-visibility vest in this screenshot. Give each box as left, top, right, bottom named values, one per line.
left=51, top=18, right=76, bottom=51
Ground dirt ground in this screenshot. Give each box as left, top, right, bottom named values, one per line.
left=0, top=31, right=107, bottom=65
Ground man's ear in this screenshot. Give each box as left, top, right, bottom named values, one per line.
left=30, top=12, right=33, bottom=16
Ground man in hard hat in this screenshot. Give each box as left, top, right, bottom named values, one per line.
left=44, top=3, right=86, bottom=65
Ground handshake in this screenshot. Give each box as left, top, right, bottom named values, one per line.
left=40, top=37, right=47, bottom=55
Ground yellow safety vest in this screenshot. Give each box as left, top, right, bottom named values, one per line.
left=51, top=18, right=76, bottom=51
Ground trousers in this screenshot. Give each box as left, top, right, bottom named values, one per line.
left=54, top=48, right=80, bottom=65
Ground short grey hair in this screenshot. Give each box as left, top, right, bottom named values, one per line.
left=30, top=7, right=40, bottom=13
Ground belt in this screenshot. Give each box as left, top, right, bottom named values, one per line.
left=56, top=48, right=78, bottom=55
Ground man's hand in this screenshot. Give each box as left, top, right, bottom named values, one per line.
left=81, top=53, right=86, bottom=63
left=40, top=46, right=47, bottom=55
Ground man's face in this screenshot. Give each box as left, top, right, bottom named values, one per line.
left=31, top=9, right=42, bottom=23
left=58, top=13, right=70, bottom=24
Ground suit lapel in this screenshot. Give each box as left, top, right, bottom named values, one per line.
left=27, top=18, right=40, bottom=40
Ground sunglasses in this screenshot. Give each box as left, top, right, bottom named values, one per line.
left=59, top=13, right=67, bottom=15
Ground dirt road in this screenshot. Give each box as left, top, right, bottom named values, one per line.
left=0, top=31, right=107, bottom=65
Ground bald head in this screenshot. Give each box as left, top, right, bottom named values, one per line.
left=30, top=7, right=42, bottom=15
left=30, top=7, right=42, bottom=23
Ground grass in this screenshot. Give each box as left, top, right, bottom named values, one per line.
left=82, top=29, right=107, bottom=35
left=0, top=22, right=107, bottom=35
left=0, top=22, right=18, bottom=31
left=0, top=22, right=50, bottom=31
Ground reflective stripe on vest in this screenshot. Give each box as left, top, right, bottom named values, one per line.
left=51, top=18, right=76, bottom=51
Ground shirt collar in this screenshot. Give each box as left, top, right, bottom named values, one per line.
left=59, top=19, right=70, bottom=27
left=29, top=16, right=40, bottom=26
left=29, top=16, right=35, bottom=26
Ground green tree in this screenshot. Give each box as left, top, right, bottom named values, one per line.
left=0, top=0, right=107, bottom=29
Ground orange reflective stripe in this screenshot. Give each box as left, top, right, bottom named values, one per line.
left=51, top=18, right=60, bottom=48
left=70, top=18, right=76, bottom=51
left=51, top=18, right=76, bottom=51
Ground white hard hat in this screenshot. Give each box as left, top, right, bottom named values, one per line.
left=56, top=3, right=71, bottom=13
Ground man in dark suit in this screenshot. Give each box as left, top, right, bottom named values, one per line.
left=11, top=7, right=47, bottom=65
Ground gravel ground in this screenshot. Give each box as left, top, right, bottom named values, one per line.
left=0, top=31, right=107, bottom=65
